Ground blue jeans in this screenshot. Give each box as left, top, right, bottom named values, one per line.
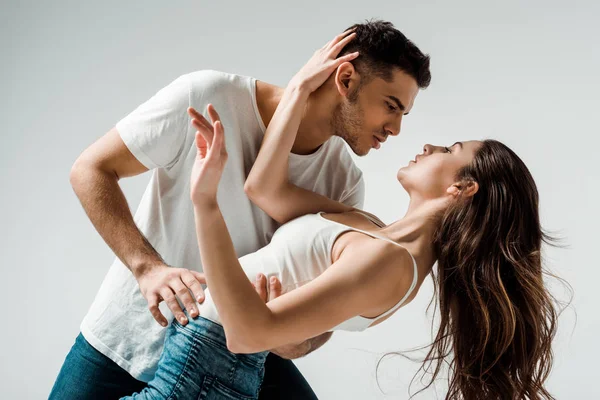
left=49, top=318, right=318, bottom=399
left=122, top=315, right=269, bottom=399
left=48, top=332, right=147, bottom=399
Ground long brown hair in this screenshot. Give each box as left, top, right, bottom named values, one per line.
left=384, top=140, right=566, bottom=399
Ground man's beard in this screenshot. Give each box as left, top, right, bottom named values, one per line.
left=331, top=92, right=367, bottom=156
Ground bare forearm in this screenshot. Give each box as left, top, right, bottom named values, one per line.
left=245, top=85, right=308, bottom=198
left=193, top=202, right=273, bottom=347
left=70, top=164, right=164, bottom=277
left=244, top=85, right=351, bottom=223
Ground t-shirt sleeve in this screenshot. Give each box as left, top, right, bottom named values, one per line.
left=115, top=74, right=191, bottom=170
left=340, top=170, right=366, bottom=209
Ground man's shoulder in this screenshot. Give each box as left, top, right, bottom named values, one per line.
left=184, top=70, right=253, bottom=94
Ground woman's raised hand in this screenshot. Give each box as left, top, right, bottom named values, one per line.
left=188, top=104, right=228, bottom=206
left=289, top=29, right=359, bottom=94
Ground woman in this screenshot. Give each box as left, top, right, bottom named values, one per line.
left=124, top=31, right=558, bottom=400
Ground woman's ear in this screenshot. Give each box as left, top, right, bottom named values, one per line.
left=447, top=180, right=479, bottom=198
left=446, top=184, right=460, bottom=197
left=462, top=180, right=479, bottom=197
left=334, top=62, right=358, bottom=97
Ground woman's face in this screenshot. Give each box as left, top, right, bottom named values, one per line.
left=397, top=140, right=483, bottom=199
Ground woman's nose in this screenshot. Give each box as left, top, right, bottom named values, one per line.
left=423, top=144, right=433, bottom=154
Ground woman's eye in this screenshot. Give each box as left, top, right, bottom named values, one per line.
left=445, top=147, right=452, bottom=153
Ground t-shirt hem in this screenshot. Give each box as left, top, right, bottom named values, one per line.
left=80, top=321, right=155, bottom=383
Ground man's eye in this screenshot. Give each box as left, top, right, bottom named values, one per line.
left=386, top=102, right=397, bottom=112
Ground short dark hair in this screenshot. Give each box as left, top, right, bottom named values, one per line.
left=340, top=20, right=431, bottom=89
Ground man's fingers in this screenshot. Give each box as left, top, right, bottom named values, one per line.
left=147, top=293, right=168, bottom=327
left=189, top=270, right=207, bottom=284
left=171, top=278, right=198, bottom=319
left=254, top=273, right=268, bottom=302
left=181, top=270, right=206, bottom=305
left=189, top=271, right=206, bottom=302
left=160, top=287, right=188, bottom=326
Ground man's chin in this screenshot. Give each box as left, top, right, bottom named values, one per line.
left=348, top=144, right=369, bottom=157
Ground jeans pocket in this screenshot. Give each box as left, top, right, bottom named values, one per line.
left=198, top=375, right=258, bottom=400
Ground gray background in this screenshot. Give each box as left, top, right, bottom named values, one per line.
left=2, top=0, right=598, bottom=398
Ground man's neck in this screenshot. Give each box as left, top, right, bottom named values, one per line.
left=255, top=80, right=333, bottom=155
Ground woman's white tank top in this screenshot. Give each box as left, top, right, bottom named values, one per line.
left=198, top=210, right=419, bottom=332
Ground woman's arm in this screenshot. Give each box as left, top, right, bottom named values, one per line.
left=243, top=84, right=354, bottom=224
left=194, top=199, right=413, bottom=353
left=190, top=31, right=360, bottom=225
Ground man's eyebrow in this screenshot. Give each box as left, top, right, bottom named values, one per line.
left=387, top=95, right=409, bottom=115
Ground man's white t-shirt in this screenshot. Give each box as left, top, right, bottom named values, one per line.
left=80, top=70, right=365, bottom=382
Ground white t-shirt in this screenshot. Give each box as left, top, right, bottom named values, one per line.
left=80, top=70, right=365, bottom=382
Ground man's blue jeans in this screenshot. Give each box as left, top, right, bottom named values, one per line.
left=49, top=317, right=318, bottom=399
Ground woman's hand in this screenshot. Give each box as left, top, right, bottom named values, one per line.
left=188, top=104, right=227, bottom=206
left=289, top=29, right=360, bottom=94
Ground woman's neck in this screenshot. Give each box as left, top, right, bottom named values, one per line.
left=378, top=197, right=447, bottom=274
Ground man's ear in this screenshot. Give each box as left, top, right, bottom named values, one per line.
left=333, top=61, right=358, bottom=97
left=447, top=180, right=479, bottom=198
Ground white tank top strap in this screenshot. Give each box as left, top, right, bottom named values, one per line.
left=369, top=252, right=419, bottom=323
left=317, top=212, right=419, bottom=325
left=350, top=208, right=386, bottom=228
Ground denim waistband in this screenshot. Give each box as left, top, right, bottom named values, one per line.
left=178, top=313, right=269, bottom=367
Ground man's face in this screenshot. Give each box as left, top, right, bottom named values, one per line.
left=332, top=69, right=420, bottom=156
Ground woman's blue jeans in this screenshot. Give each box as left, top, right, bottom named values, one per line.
left=122, top=315, right=269, bottom=399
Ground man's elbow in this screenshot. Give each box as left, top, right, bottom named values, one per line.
left=69, top=159, right=88, bottom=190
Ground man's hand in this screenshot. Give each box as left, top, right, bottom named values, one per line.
left=253, top=273, right=333, bottom=359
left=136, top=264, right=206, bottom=327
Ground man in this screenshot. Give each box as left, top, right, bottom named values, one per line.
left=50, top=20, right=431, bottom=399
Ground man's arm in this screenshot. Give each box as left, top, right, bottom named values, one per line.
left=70, top=127, right=206, bottom=327
left=253, top=273, right=333, bottom=359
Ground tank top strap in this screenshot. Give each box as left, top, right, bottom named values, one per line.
left=369, top=249, right=419, bottom=324
left=350, top=209, right=386, bottom=228
left=317, top=212, right=419, bottom=324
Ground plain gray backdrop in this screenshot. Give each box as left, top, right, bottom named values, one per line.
left=2, top=0, right=598, bottom=398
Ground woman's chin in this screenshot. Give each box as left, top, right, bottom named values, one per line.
left=396, top=166, right=409, bottom=182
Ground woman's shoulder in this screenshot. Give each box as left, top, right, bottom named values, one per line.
left=338, top=239, right=418, bottom=316
left=343, top=237, right=415, bottom=283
